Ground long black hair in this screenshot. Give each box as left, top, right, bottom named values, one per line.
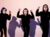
left=1, top=7, right=7, bottom=13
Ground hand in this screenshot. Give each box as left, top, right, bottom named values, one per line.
left=2, top=28, right=4, bottom=32
left=38, top=6, right=40, bottom=9
left=18, top=8, right=21, bottom=11
left=30, top=10, right=32, bottom=12
left=9, top=11, right=11, bottom=14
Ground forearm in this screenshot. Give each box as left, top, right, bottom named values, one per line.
left=17, top=11, right=22, bottom=18
left=8, top=14, right=11, bottom=20
left=17, top=11, right=20, bottom=17
left=49, top=12, right=50, bottom=20
left=36, top=9, right=40, bottom=16
left=31, top=12, right=34, bottom=18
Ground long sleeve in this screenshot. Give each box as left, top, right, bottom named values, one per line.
left=17, top=11, right=22, bottom=18
left=29, top=12, right=34, bottom=19
left=7, top=14, right=11, bottom=20
left=36, top=9, right=41, bottom=16
left=49, top=12, right=50, bottom=20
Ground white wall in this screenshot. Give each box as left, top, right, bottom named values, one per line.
left=0, top=0, right=50, bottom=37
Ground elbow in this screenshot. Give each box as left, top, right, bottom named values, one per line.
left=32, top=16, right=34, bottom=19
left=36, top=14, right=39, bottom=16
left=17, top=15, right=19, bottom=18
left=8, top=17, right=11, bottom=20
left=36, top=12, right=38, bottom=15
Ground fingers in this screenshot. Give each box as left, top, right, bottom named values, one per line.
left=30, top=10, right=32, bottom=12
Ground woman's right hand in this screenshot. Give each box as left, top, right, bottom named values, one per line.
left=38, top=6, right=40, bottom=9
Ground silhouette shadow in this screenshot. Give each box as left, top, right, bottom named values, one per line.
left=29, top=18, right=40, bottom=37
left=48, top=22, right=50, bottom=37
left=8, top=16, right=21, bottom=37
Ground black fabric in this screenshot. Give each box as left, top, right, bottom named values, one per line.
left=0, top=13, right=11, bottom=37
left=40, top=23, right=49, bottom=37
left=22, top=24, right=30, bottom=37
left=17, top=11, right=34, bottom=37
left=1, top=27, right=7, bottom=37
left=36, top=9, right=50, bottom=37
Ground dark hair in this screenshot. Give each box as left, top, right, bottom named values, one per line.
left=12, top=16, right=17, bottom=21
left=23, top=8, right=29, bottom=15
left=43, top=4, right=49, bottom=12
left=1, top=7, right=7, bottom=13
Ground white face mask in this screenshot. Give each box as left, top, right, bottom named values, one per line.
left=44, top=8, right=47, bottom=11
left=3, top=9, right=6, bottom=14
left=24, top=10, right=27, bottom=15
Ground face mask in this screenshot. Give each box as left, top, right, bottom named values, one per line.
left=24, top=10, right=27, bottom=15
left=44, top=8, right=47, bottom=11
left=24, top=12, right=27, bottom=15
left=3, top=9, right=6, bottom=14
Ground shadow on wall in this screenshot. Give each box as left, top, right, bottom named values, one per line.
left=8, top=17, right=40, bottom=37
left=29, top=18, right=40, bottom=37
left=8, top=16, right=21, bottom=37
left=48, top=22, right=50, bottom=37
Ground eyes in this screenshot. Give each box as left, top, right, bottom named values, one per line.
left=24, top=10, right=27, bottom=12
left=44, top=6, right=47, bottom=9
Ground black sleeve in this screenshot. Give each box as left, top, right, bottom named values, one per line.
left=17, top=11, right=22, bottom=18
left=49, top=12, right=50, bottom=20
left=29, top=12, right=34, bottom=19
left=7, top=14, right=11, bottom=20
left=36, top=9, right=41, bottom=16
left=0, top=14, right=1, bottom=20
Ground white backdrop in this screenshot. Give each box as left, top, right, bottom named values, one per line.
left=0, top=0, right=50, bottom=37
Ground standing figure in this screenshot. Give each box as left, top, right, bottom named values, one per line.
left=0, top=7, right=11, bottom=37
left=29, top=18, right=40, bottom=37
left=8, top=16, right=21, bottom=37
left=17, top=8, right=34, bottom=37
left=48, top=22, right=50, bottom=37
left=36, top=4, right=50, bottom=37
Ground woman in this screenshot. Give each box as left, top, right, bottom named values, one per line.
left=17, top=8, right=34, bottom=37
left=36, top=4, right=50, bottom=37
left=0, top=7, right=11, bottom=37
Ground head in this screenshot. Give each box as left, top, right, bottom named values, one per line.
left=12, top=16, right=17, bottom=21
left=23, top=8, right=28, bottom=16
left=1, top=7, right=7, bottom=14
left=43, top=4, right=49, bottom=12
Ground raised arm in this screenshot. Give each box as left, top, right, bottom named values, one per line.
left=29, top=10, right=34, bottom=18
left=17, top=9, right=22, bottom=18
left=7, top=11, right=11, bottom=20
left=36, top=6, right=41, bottom=16
left=49, top=12, right=50, bottom=20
